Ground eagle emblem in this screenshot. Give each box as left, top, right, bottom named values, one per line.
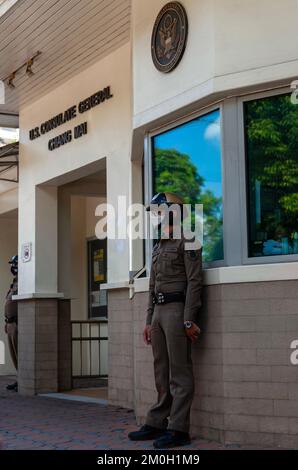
left=151, top=2, right=188, bottom=73
left=157, top=14, right=179, bottom=60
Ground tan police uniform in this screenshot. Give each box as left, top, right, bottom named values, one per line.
left=4, top=277, right=18, bottom=371
left=145, top=233, right=203, bottom=434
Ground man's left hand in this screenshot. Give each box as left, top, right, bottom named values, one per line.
left=184, top=322, right=201, bottom=342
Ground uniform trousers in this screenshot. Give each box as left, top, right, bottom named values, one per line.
left=145, top=302, right=194, bottom=433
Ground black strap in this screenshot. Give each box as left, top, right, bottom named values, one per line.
left=5, top=317, right=17, bottom=324
left=153, top=292, right=185, bottom=305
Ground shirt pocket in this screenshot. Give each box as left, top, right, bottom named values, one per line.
left=151, top=251, right=159, bottom=273
left=160, top=249, right=184, bottom=276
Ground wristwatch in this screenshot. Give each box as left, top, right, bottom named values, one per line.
left=184, top=321, right=193, bottom=329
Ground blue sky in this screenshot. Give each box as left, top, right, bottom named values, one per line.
left=154, top=109, right=222, bottom=199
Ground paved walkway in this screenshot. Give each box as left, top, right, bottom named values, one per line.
left=0, top=376, right=264, bottom=451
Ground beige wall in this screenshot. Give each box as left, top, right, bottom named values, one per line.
left=132, top=0, right=215, bottom=123
left=132, top=0, right=298, bottom=127
left=0, top=214, right=18, bottom=376
left=109, top=282, right=298, bottom=448
left=18, top=42, right=132, bottom=297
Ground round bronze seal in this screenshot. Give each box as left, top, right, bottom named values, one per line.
left=151, top=2, right=188, bottom=73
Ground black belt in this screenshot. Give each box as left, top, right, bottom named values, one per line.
left=5, top=316, right=17, bottom=324
left=153, top=292, right=185, bottom=305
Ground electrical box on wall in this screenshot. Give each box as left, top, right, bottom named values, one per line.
left=21, top=242, right=32, bottom=263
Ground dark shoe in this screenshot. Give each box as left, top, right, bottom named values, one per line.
left=153, top=430, right=191, bottom=449
left=6, top=382, right=17, bottom=391
left=128, top=424, right=166, bottom=441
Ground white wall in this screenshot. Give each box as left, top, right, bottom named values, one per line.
left=0, top=214, right=18, bottom=376
left=18, top=42, right=132, bottom=296
left=70, top=196, right=105, bottom=321
left=132, top=0, right=298, bottom=127
left=132, top=0, right=215, bottom=126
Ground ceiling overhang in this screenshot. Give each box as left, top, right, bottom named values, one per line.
left=0, top=0, right=131, bottom=114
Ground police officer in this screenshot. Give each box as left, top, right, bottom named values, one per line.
left=128, top=193, right=203, bottom=448
left=4, top=255, right=18, bottom=391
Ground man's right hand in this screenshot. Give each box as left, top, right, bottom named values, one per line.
left=143, top=325, right=152, bottom=345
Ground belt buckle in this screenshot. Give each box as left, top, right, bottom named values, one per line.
left=156, top=292, right=165, bottom=304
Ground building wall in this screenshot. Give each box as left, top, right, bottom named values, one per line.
left=0, top=215, right=18, bottom=376
left=106, top=0, right=298, bottom=448
left=132, top=0, right=298, bottom=127
left=109, top=282, right=298, bottom=448
left=16, top=41, right=132, bottom=395
left=70, top=196, right=103, bottom=322
left=18, top=41, right=132, bottom=297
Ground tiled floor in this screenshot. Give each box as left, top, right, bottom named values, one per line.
left=0, top=376, right=267, bottom=450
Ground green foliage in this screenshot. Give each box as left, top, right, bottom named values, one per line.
left=245, top=94, right=298, bottom=238
left=153, top=148, right=223, bottom=261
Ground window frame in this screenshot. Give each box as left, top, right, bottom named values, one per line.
left=143, top=86, right=298, bottom=273
left=237, top=87, right=298, bottom=265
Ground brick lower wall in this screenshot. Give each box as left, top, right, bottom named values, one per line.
left=18, top=298, right=72, bottom=396
left=108, top=280, right=298, bottom=448
left=108, top=290, right=134, bottom=409
left=18, top=299, right=59, bottom=396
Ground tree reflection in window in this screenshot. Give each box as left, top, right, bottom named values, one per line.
left=244, top=94, right=298, bottom=257
left=152, top=109, right=223, bottom=263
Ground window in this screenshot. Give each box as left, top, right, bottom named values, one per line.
left=151, top=109, right=223, bottom=262
left=244, top=93, right=298, bottom=258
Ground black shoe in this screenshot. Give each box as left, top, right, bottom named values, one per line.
left=153, top=430, right=191, bottom=449
left=6, top=382, right=17, bottom=391
left=128, top=424, right=166, bottom=441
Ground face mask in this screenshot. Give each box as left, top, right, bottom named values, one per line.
left=151, top=212, right=167, bottom=229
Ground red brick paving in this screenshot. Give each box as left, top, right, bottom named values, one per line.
left=0, top=376, right=267, bottom=451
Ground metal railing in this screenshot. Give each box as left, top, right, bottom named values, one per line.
left=71, top=320, right=108, bottom=380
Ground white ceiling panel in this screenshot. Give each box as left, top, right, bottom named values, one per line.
left=0, top=0, right=131, bottom=114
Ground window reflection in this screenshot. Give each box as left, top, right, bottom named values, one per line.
left=152, top=109, right=223, bottom=262
left=244, top=94, right=298, bottom=258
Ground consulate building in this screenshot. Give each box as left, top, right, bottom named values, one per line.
left=0, top=0, right=298, bottom=448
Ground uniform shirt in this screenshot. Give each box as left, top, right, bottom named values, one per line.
left=146, top=234, right=203, bottom=325
left=4, top=276, right=18, bottom=320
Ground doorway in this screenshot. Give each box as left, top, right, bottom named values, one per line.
left=57, top=164, right=108, bottom=398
